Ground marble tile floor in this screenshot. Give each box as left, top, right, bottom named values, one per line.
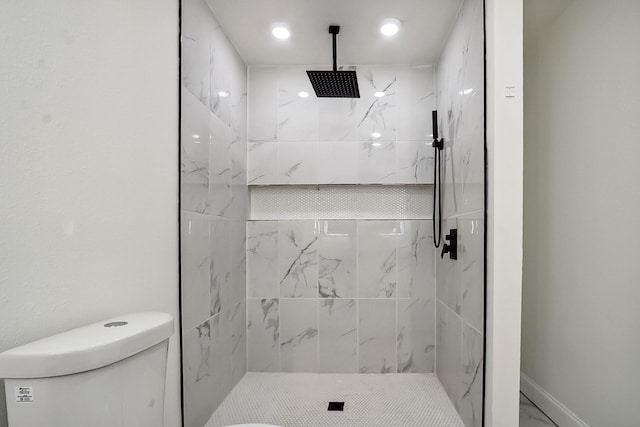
left=206, top=372, right=464, bottom=427
left=520, top=393, right=557, bottom=427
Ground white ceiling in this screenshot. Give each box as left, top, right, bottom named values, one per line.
left=205, top=0, right=464, bottom=66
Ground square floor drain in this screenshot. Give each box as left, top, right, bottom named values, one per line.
left=328, top=401, right=345, bottom=411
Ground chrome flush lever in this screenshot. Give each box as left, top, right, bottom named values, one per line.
left=441, top=228, right=458, bottom=260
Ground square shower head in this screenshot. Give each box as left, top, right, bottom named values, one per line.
left=306, top=70, right=360, bottom=98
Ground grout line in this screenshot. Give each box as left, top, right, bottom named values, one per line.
left=276, top=70, right=280, bottom=144
left=395, top=283, right=399, bottom=373
left=245, top=221, right=250, bottom=374
left=394, top=219, right=399, bottom=373
left=315, top=220, right=321, bottom=373
left=316, top=220, right=325, bottom=373
left=276, top=220, right=282, bottom=372
left=316, top=296, right=321, bottom=373
left=356, top=221, right=360, bottom=373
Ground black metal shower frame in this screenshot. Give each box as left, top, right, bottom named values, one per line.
left=482, top=0, right=489, bottom=425
left=175, top=1, right=490, bottom=424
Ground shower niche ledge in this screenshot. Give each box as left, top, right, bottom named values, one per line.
left=249, top=184, right=433, bottom=221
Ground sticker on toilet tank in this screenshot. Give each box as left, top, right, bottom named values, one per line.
left=15, top=387, right=34, bottom=403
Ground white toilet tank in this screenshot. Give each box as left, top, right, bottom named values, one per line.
left=0, top=312, right=174, bottom=427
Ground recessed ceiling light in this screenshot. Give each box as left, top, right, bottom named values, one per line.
left=271, top=23, right=291, bottom=40
left=218, top=90, right=230, bottom=97
left=374, top=91, right=386, bottom=98
left=192, top=134, right=200, bottom=138
left=371, top=132, right=382, bottom=139
left=372, top=142, right=382, bottom=147
left=298, top=91, right=310, bottom=98
left=380, top=18, right=401, bottom=37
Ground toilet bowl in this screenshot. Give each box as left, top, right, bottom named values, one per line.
left=0, top=312, right=174, bottom=427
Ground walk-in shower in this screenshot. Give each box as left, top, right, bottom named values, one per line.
left=179, top=0, right=486, bottom=426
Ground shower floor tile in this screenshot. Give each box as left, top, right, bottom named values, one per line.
left=206, top=372, right=464, bottom=427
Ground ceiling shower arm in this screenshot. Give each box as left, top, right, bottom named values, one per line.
left=329, top=25, right=340, bottom=72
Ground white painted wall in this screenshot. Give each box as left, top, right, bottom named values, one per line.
left=0, top=1, right=180, bottom=426
left=485, top=0, right=523, bottom=426
left=523, top=1, right=640, bottom=426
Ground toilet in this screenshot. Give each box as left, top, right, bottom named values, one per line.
left=0, top=312, right=174, bottom=427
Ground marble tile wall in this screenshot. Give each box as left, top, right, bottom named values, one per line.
left=246, top=63, right=441, bottom=378
left=434, top=0, right=485, bottom=426
left=435, top=213, right=484, bottom=426
left=180, top=0, right=248, bottom=425
left=247, top=65, right=436, bottom=185
left=246, top=219, right=435, bottom=374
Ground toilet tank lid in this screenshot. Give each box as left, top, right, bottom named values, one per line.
left=0, top=312, right=174, bottom=379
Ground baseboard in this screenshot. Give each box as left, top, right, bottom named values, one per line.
left=520, top=372, right=590, bottom=427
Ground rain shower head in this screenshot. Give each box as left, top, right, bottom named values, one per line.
left=307, top=69, right=359, bottom=98
left=306, top=26, right=360, bottom=98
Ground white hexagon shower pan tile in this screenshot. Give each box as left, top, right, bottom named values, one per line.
left=206, top=373, right=464, bottom=427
